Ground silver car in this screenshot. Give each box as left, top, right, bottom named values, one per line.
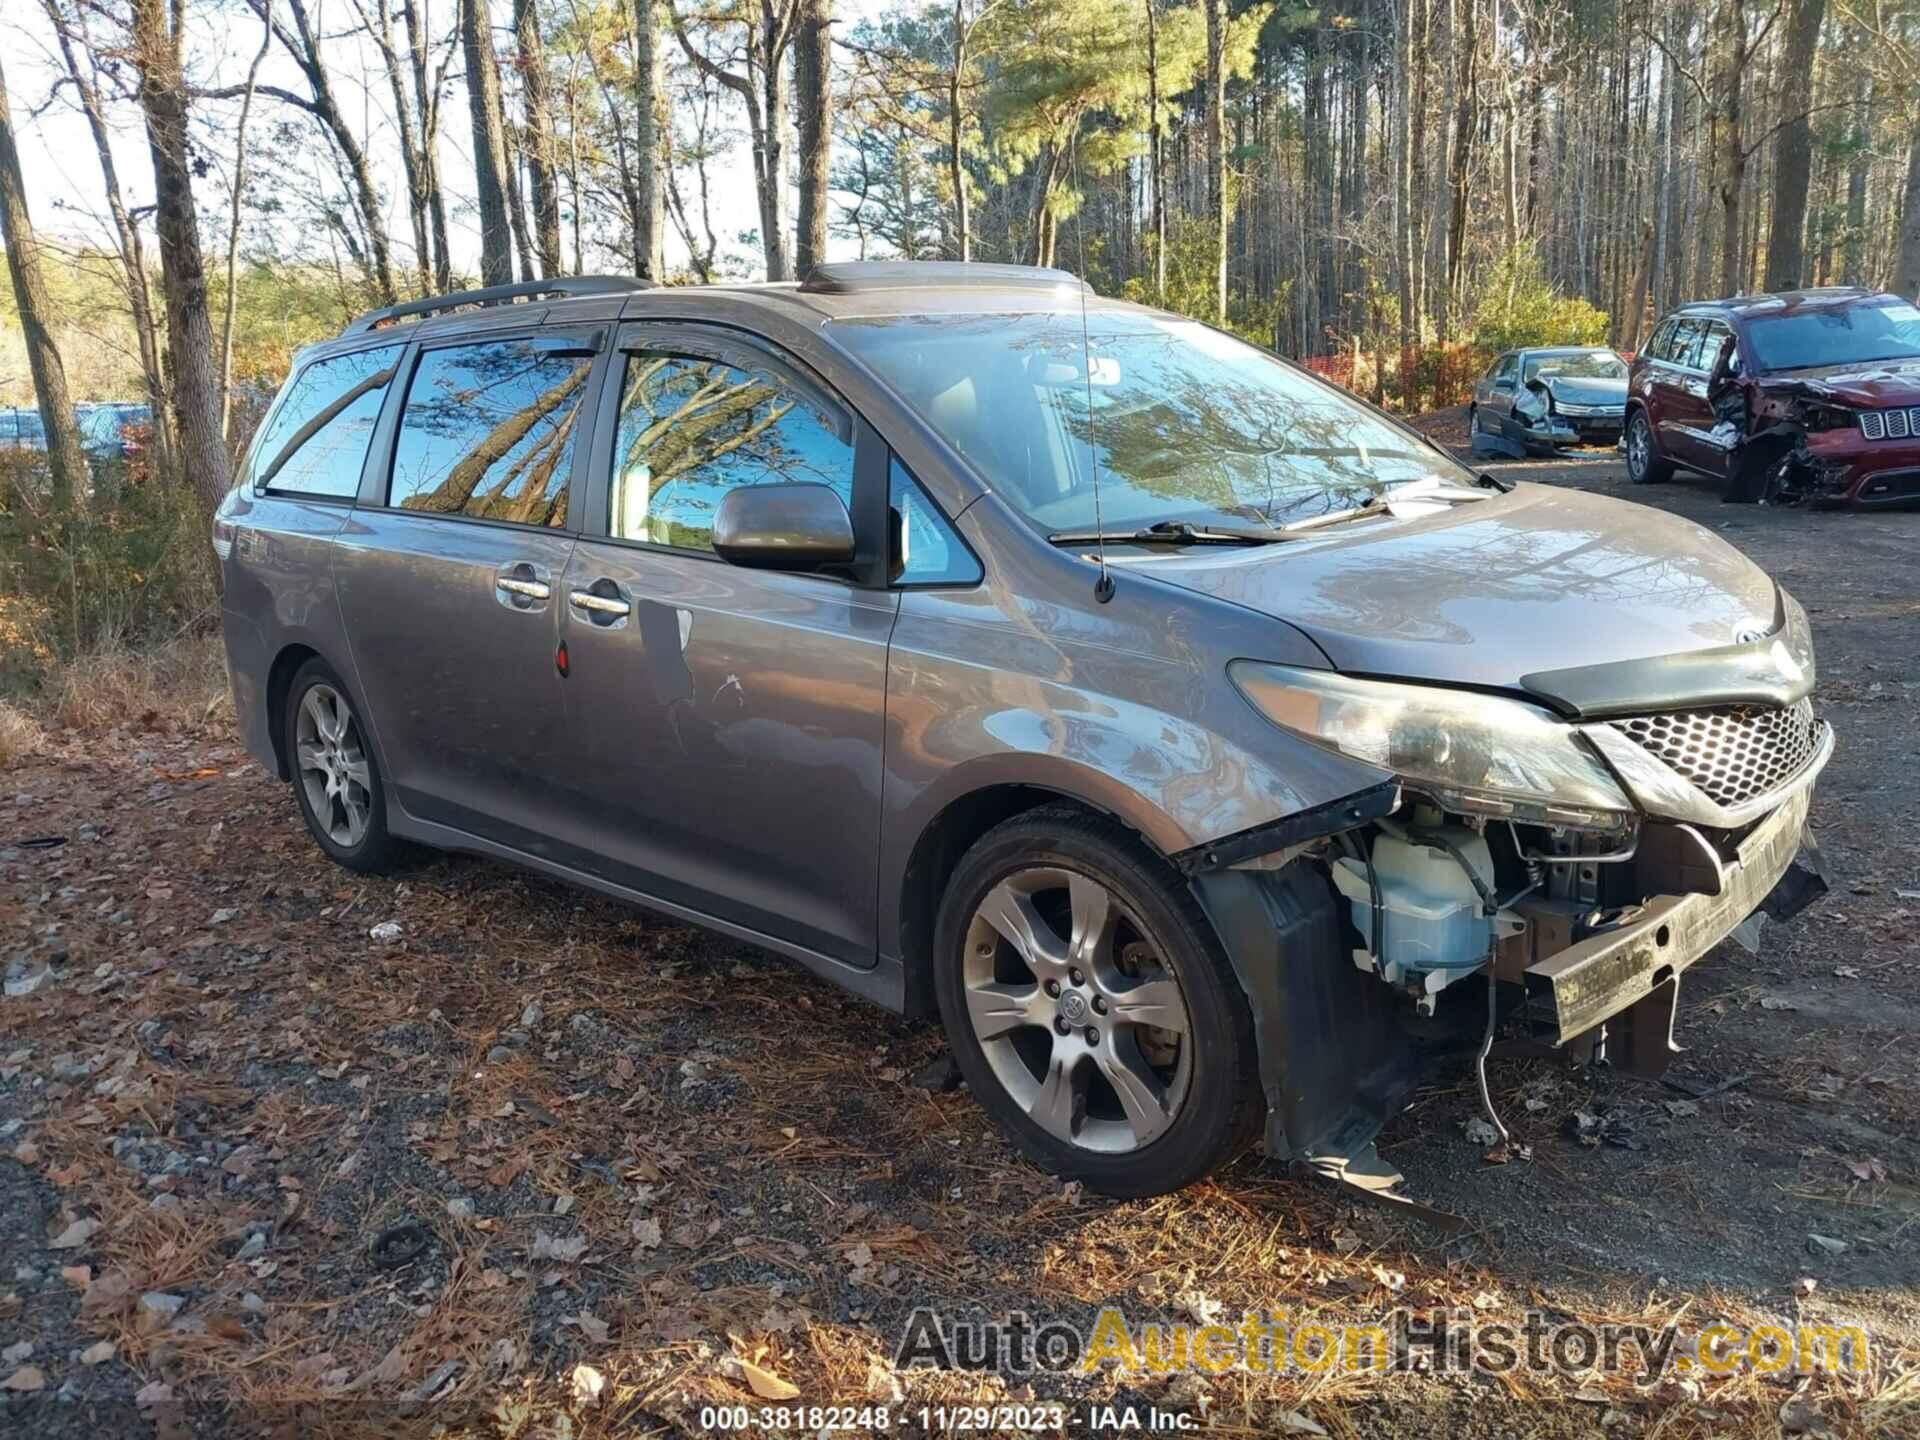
left=216, top=264, right=1830, bottom=1200
left=1472, top=346, right=1631, bottom=453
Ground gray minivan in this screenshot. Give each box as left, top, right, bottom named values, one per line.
left=216, top=264, right=1830, bottom=1199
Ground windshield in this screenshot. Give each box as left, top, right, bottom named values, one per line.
left=1744, top=300, right=1920, bottom=372
left=1524, top=350, right=1626, bottom=382
left=829, top=310, right=1472, bottom=533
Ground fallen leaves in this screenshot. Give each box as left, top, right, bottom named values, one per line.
left=47, top=1216, right=99, bottom=1250
left=529, top=1230, right=587, bottom=1264
left=2, top=1364, right=46, bottom=1392
left=563, top=1311, right=609, bottom=1345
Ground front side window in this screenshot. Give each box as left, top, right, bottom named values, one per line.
left=608, top=351, right=854, bottom=552
left=1668, top=319, right=1707, bottom=370
left=250, top=344, right=401, bottom=497
left=829, top=311, right=1472, bottom=534
left=388, top=337, right=594, bottom=526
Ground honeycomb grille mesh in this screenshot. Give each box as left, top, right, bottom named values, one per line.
left=1613, top=699, right=1819, bottom=809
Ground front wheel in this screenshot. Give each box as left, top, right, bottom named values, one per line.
left=932, top=806, right=1262, bottom=1198
left=1625, top=410, right=1673, bottom=484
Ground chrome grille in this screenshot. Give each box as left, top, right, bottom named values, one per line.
left=1613, top=699, right=1819, bottom=809
left=1860, top=407, right=1920, bottom=441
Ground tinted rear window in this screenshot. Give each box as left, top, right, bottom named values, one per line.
left=388, top=337, right=595, bottom=527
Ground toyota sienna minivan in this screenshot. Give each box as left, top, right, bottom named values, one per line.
left=216, top=262, right=1831, bottom=1200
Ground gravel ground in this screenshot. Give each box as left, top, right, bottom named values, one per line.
left=2, top=431, right=1917, bottom=1438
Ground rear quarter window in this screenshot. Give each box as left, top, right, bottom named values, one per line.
left=250, top=345, right=403, bottom=498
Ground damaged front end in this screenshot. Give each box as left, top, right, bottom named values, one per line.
left=1708, top=372, right=1920, bottom=507
left=1182, top=622, right=1831, bottom=1215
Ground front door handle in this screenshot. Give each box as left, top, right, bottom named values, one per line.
left=569, top=589, right=631, bottom=618
left=495, top=561, right=552, bottom=609
left=568, top=578, right=631, bottom=627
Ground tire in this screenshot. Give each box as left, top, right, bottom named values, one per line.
left=932, top=805, right=1262, bottom=1198
left=1625, top=409, right=1673, bottom=484
left=284, top=658, right=402, bottom=874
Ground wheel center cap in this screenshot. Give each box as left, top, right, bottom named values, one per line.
left=1059, top=990, right=1088, bottom=1023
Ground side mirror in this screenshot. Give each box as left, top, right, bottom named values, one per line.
left=1492, top=378, right=1515, bottom=391
left=713, top=482, right=856, bottom=574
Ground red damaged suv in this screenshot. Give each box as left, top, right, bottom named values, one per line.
left=1625, top=287, right=1920, bottom=506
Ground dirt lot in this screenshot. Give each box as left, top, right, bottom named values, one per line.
left=2, top=433, right=1918, bottom=1438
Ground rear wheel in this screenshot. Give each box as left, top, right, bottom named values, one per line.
left=1625, top=409, right=1673, bottom=484
left=932, top=806, right=1261, bottom=1197
left=285, top=658, right=401, bottom=874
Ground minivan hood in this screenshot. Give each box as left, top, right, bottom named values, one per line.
left=1143, top=486, right=1779, bottom=694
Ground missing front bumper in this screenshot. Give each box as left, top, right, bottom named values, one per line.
left=1523, top=785, right=1818, bottom=1046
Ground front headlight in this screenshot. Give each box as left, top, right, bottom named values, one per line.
left=1229, top=662, right=1634, bottom=827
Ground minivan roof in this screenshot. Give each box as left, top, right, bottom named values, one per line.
left=296, top=263, right=1147, bottom=371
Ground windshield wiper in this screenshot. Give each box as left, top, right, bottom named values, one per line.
left=1274, top=475, right=1497, bottom=534
left=1048, top=519, right=1291, bottom=547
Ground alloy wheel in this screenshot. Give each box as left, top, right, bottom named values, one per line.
left=295, top=683, right=373, bottom=849
left=1627, top=415, right=1650, bottom=477
left=960, top=867, right=1193, bottom=1154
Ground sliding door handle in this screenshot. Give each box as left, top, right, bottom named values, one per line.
left=568, top=589, right=631, bottom=618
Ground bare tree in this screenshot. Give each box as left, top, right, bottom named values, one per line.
left=514, top=0, right=563, bottom=275
left=38, top=0, right=176, bottom=480
left=1203, top=0, right=1225, bottom=321
left=634, top=0, right=664, bottom=280
left=793, top=0, right=832, bottom=274
left=0, top=53, right=87, bottom=512
left=1764, top=0, right=1827, bottom=289
left=222, top=2, right=275, bottom=438
left=463, top=0, right=517, bottom=283
left=672, top=0, right=803, bottom=281
left=130, top=0, right=234, bottom=514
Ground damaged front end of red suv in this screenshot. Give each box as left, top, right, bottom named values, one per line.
left=1703, top=291, right=1920, bottom=507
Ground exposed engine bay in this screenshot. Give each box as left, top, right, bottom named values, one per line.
left=1187, top=774, right=1829, bottom=1218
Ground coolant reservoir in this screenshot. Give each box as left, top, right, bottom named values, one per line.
left=1331, top=826, right=1495, bottom=975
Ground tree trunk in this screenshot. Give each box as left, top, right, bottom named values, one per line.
left=1898, top=123, right=1920, bottom=299
left=948, top=0, right=970, bottom=261
left=404, top=0, right=454, bottom=290
left=502, top=105, right=539, bottom=281
left=1394, top=0, right=1414, bottom=405
left=130, top=0, right=234, bottom=515
left=1841, top=55, right=1870, bottom=286
left=365, top=0, right=434, bottom=294
left=1445, top=4, right=1476, bottom=312
left=41, top=0, right=176, bottom=481
left=633, top=0, right=663, bottom=280
left=1763, top=0, right=1825, bottom=290
left=1146, top=0, right=1165, bottom=300
left=759, top=20, right=790, bottom=281
left=793, top=0, right=831, bottom=274
left=0, top=54, right=87, bottom=513
left=514, top=0, right=562, bottom=277
left=1710, top=0, right=1746, bottom=297
left=1204, top=0, right=1226, bottom=323
left=462, top=0, right=515, bottom=285
left=222, top=5, right=273, bottom=439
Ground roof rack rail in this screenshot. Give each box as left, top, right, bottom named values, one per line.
left=798, top=261, right=1090, bottom=296
left=341, top=275, right=650, bottom=335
